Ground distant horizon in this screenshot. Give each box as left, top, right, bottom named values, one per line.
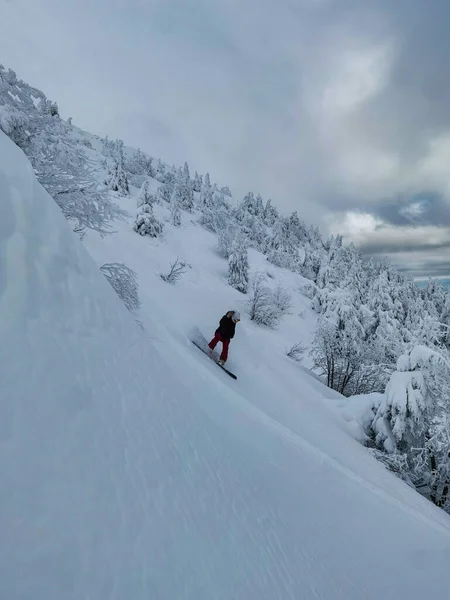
left=414, top=276, right=450, bottom=289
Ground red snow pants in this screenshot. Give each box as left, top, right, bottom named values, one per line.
left=208, top=330, right=230, bottom=361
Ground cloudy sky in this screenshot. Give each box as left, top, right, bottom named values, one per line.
left=2, top=0, right=450, bottom=278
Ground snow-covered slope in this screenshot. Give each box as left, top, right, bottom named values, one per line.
left=2, top=129, right=450, bottom=599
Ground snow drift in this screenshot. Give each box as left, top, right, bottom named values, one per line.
left=1, top=130, right=450, bottom=599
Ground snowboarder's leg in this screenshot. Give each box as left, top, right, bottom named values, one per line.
left=208, top=330, right=222, bottom=350
left=219, top=338, right=230, bottom=363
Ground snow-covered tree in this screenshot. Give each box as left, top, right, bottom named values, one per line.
left=193, top=171, right=203, bottom=193
left=137, top=180, right=157, bottom=208
left=217, top=222, right=237, bottom=259
left=107, top=140, right=129, bottom=196
left=263, top=198, right=279, bottom=227
left=370, top=345, right=450, bottom=509
left=156, top=172, right=176, bottom=204
left=134, top=203, right=163, bottom=238
left=247, top=273, right=288, bottom=328
left=127, top=148, right=152, bottom=176
left=272, top=285, right=293, bottom=317
left=173, top=164, right=194, bottom=212
left=228, top=236, right=249, bottom=293
left=170, top=185, right=182, bottom=227
left=0, top=67, right=125, bottom=237
left=134, top=181, right=163, bottom=237
left=200, top=172, right=213, bottom=208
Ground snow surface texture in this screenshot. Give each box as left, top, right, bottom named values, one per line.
left=2, top=130, right=450, bottom=599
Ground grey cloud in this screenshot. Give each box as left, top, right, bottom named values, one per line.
left=357, top=194, right=450, bottom=229
left=3, top=0, right=450, bottom=275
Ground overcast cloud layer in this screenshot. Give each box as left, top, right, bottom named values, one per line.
left=2, top=0, right=450, bottom=278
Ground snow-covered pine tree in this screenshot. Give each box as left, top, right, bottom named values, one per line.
left=134, top=203, right=163, bottom=237
left=217, top=222, right=237, bottom=259
left=228, top=235, right=249, bottom=293
left=263, top=198, right=279, bottom=227
left=177, top=163, right=194, bottom=211
left=137, top=180, right=157, bottom=208
left=171, top=203, right=181, bottom=227
left=200, top=172, right=213, bottom=207
left=266, top=217, right=302, bottom=271
left=107, top=140, right=130, bottom=196
left=156, top=172, right=176, bottom=204
left=133, top=181, right=163, bottom=237
left=193, top=171, right=203, bottom=193
left=370, top=345, right=450, bottom=510
left=170, top=185, right=182, bottom=227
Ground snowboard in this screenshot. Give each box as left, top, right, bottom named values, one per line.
left=191, top=340, right=237, bottom=379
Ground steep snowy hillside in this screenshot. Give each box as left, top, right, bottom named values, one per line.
left=3, top=129, right=450, bottom=600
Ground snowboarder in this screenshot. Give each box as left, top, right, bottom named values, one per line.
left=208, top=310, right=240, bottom=366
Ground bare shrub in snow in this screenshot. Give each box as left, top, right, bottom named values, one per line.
left=160, top=258, right=188, bottom=284
left=100, top=262, right=140, bottom=311
left=286, top=342, right=306, bottom=362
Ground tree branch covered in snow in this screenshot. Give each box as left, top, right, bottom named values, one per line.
left=100, top=262, right=140, bottom=311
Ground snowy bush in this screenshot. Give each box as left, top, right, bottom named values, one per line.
left=286, top=342, right=306, bottom=362
left=160, top=258, right=188, bottom=284
left=272, top=285, right=293, bottom=316
left=247, top=273, right=282, bottom=328
left=100, top=262, right=140, bottom=311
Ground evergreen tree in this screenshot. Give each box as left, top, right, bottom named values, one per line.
left=217, top=222, right=237, bottom=259
left=133, top=181, right=163, bottom=237
left=156, top=172, right=176, bottom=204
left=263, top=198, right=279, bottom=226
left=170, top=184, right=182, bottom=227
left=177, top=164, right=194, bottom=211
left=228, top=235, right=249, bottom=293
left=193, top=171, right=203, bottom=193
left=200, top=172, right=213, bottom=207
left=137, top=180, right=157, bottom=208
left=107, top=140, right=129, bottom=196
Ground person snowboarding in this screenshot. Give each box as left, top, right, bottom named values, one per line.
left=208, top=310, right=240, bottom=366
